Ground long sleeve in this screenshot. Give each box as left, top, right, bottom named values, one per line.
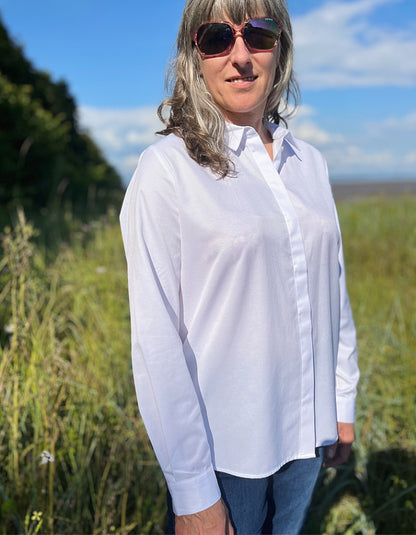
left=120, top=146, right=221, bottom=515
left=333, top=206, right=360, bottom=423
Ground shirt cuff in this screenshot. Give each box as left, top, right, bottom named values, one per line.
left=167, top=467, right=221, bottom=516
left=336, top=395, right=356, bottom=423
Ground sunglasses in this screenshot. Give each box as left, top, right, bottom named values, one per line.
left=193, top=17, right=281, bottom=58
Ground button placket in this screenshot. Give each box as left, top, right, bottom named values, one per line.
left=246, top=129, right=317, bottom=452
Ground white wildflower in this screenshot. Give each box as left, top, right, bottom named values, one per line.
left=40, top=450, right=55, bottom=464
left=4, top=323, right=15, bottom=334
left=95, top=266, right=107, bottom=274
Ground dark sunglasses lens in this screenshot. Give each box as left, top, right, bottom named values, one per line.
left=244, top=18, right=280, bottom=50
left=197, top=23, right=234, bottom=55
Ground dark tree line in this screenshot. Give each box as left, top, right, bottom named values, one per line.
left=0, top=15, right=123, bottom=225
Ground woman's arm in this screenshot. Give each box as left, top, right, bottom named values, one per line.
left=326, top=204, right=360, bottom=467
left=176, top=499, right=234, bottom=535
left=333, top=206, right=360, bottom=425
left=120, top=146, right=221, bottom=516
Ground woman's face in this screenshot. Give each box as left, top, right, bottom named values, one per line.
left=198, top=18, right=279, bottom=127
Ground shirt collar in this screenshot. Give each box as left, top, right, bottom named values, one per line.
left=225, top=122, right=302, bottom=161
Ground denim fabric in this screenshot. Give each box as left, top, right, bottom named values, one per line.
left=167, top=448, right=323, bottom=534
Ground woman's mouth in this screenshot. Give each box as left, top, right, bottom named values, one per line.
left=227, top=75, right=258, bottom=83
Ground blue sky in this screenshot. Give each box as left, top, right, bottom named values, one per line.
left=1, top=0, right=415, bottom=184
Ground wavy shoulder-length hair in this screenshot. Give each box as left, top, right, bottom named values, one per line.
left=157, top=0, right=299, bottom=177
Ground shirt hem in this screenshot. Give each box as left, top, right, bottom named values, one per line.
left=213, top=450, right=322, bottom=480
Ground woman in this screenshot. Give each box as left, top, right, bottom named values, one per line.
left=120, top=0, right=360, bottom=533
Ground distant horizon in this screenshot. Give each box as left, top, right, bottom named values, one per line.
left=1, top=0, right=415, bottom=184
left=331, top=178, right=416, bottom=202
left=330, top=175, right=416, bottom=184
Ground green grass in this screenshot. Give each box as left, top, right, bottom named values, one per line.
left=305, top=195, right=416, bottom=534
left=0, top=209, right=166, bottom=534
left=0, top=196, right=415, bottom=534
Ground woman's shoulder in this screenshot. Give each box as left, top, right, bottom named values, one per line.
left=127, top=133, right=189, bottom=193
left=140, top=133, right=187, bottom=164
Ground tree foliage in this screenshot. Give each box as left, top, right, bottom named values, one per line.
left=0, top=16, right=123, bottom=224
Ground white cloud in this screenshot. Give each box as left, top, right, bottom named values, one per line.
left=292, top=120, right=333, bottom=145
left=79, top=106, right=163, bottom=149
left=290, top=106, right=345, bottom=146
left=293, top=0, right=416, bottom=88
left=324, top=144, right=397, bottom=177
left=406, top=151, right=416, bottom=164
left=288, top=104, right=329, bottom=140
left=367, top=109, right=416, bottom=132
left=289, top=105, right=416, bottom=179
left=78, top=106, right=163, bottom=183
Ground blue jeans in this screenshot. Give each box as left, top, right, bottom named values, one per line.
left=167, top=448, right=323, bottom=534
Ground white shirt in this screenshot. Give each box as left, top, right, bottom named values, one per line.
left=120, top=122, right=359, bottom=516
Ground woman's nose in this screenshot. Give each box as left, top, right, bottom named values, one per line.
left=229, top=34, right=251, bottom=64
